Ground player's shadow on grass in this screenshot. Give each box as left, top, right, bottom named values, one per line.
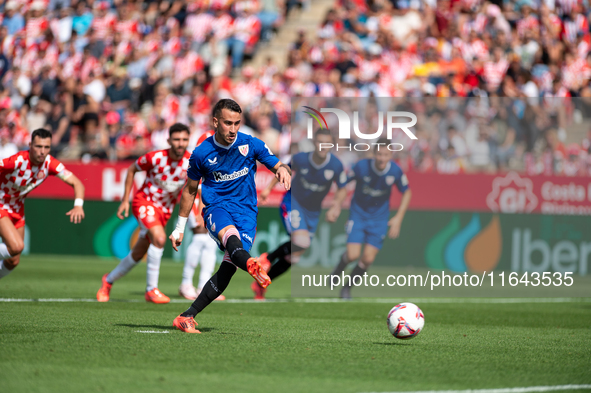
left=373, top=341, right=412, bottom=346
left=116, top=323, right=172, bottom=330
left=115, top=324, right=216, bottom=333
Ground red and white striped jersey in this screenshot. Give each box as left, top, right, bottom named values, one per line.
left=233, top=14, right=261, bottom=45
left=61, top=53, right=83, bottom=79
left=116, top=19, right=139, bottom=41
left=470, top=39, right=489, bottom=61
left=92, top=13, right=117, bottom=40
left=80, top=56, right=102, bottom=82
left=233, top=0, right=259, bottom=13
left=173, top=53, right=204, bottom=86
left=0, top=151, right=70, bottom=214
left=184, top=12, right=214, bottom=43
left=483, top=58, right=509, bottom=90
left=358, top=58, right=383, bottom=82
left=562, top=58, right=587, bottom=89
left=135, top=149, right=191, bottom=214
left=211, top=14, right=234, bottom=40
left=232, top=80, right=263, bottom=107
left=563, top=14, right=588, bottom=43
left=557, top=0, right=578, bottom=15
left=517, top=15, right=539, bottom=37
left=25, top=17, right=48, bottom=44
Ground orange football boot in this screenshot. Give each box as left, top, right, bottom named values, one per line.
left=96, top=274, right=112, bottom=302
left=246, top=257, right=271, bottom=288
left=215, top=294, right=226, bottom=301
left=251, top=281, right=267, bottom=300
left=145, top=288, right=170, bottom=304
left=258, top=252, right=272, bottom=272
left=173, top=315, right=201, bottom=333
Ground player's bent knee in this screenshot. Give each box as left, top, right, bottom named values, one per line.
left=7, top=240, right=24, bottom=256
left=292, top=234, right=310, bottom=251
left=348, top=252, right=361, bottom=262
left=152, top=236, right=167, bottom=249
left=360, top=260, right=373, bottom=269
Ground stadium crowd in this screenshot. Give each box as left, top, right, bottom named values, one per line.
left=1, top=0, right=591, bottom=176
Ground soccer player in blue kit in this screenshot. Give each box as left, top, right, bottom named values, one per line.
left=330, top=140, right=412, bottom=299
left=254, top=128, right=348, bottom=299
left=169, top=99, right=291, bottom=333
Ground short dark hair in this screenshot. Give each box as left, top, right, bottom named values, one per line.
left=374, top=137, right=390, bottom=151
left=31, top=129, right=52, bottom=142
left=169, top=122, right=190, bottom=137
left=313, top=128, right=333, bottom=139
left=212, top=99, right=242, bottom=119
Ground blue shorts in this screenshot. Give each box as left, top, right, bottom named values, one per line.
left=204, top=206, right=257, bottom=252
left=282, top=195, right=320, bottom=236
left=346, top=210, right=388, bottom=249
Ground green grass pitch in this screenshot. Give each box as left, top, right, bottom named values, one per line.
left=0, top=256, right=590, bottom=393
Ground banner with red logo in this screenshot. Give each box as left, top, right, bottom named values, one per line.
left=398, top=171, right=591, bottom=215
left=31, top=163, right=591, bottom=215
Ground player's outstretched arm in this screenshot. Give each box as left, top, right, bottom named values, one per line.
left=270, top=162, right=291, bottom=191
left=259, top=176, right=279, bottom=204
left=194, top=187, right=205, bottom=227
left=169, top=178, right=199, bottom=251
left=117, top=163, right=140, bottom=220
left=388, top=189, right=412, bottom=239
left=61, top=173, right=86, bottom=224
left=326, top=187, right=348, bottom=223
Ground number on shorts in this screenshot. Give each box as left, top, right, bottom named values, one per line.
left=291, top=210, right=301, bottom=229
left=139, top=205, right=155, bottom=219
left=346, top=220, right=354, bottom=234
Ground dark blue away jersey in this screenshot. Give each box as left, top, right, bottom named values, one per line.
left=348, top=159, right=409, bottom=219
left=187, top=132, right=279, bottom=215
left=290, top=152, right=347, bottom=212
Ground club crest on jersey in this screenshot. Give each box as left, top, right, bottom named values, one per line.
left=386, top=176, right=395, bottom=186
left=37, top=171, right=46, bottom=180
left=364, top=176, right=371, bottom=182
left=301, top=168, right=309, bottom=175
left=238, top=145, right=249, bottom=156
left=324, top=170, right=334, bottom=180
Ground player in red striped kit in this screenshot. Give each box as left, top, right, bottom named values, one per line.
left=97, top=123, right=191, bottom=303
left=0, top=129, right=86, bottom=280
left=178, top=130, right=226, bottom=301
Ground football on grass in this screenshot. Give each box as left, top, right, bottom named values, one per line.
left=387, top=302, right=424, bottom=339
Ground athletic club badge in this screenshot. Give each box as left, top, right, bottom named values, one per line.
left=238, top=145, right=249, bottom=156
left=324, top=170, right=334, bottom=180
left=386, top=176, right=395, bottom=186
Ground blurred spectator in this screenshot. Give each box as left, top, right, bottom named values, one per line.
left=45, top=98, right=71, bottom=155
left=0, top=129, right=17, bottom=159
left=256, top=114, right=281, bottom=155
left=2, top=2, right=24, bottom=36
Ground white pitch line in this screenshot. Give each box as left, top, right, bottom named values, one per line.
left=361, top=384, right=591, bottom=393
left=0, top=298, right=589, bottom=304
left=135, top=330, right=169, bottom=334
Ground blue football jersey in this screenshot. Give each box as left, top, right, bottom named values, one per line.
left=290, top=152, right=347, bottom=212
left=349, top=159, right=409, bottom=219
left=187, top=132, right=279, bottom=215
